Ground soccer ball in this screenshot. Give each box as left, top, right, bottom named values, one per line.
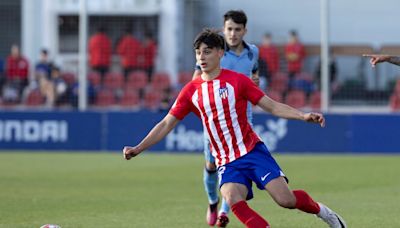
left=40, top=224, right=61, bottom=228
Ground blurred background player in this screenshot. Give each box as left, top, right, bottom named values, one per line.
left=123, top=29, right=347, bottom=228
left=137, top=31, right=157, bottom=81
left=363, top=54, right=400, bottom=67
left=258, top=32, right=280, bottom=87
left=285, top=30, right=305, bottom=81
left=3, top=44, right=29, bottom=104
left=116, top=27, right=141, bottom=81
left=193, top=10, right=259, bottom=227
left=88, top=26, right=112, bottom=84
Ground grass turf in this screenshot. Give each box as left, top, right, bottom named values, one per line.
left=0, top=152, right=399, bottom=228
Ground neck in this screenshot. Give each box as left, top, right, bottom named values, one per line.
left=229, top=42, right=244, bottom=55
left=201, top=68, right=221, bottom=81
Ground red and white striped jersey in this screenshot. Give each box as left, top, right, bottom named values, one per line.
left=170, top=69, right=265, bottom=166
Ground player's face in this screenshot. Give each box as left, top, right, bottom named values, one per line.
left=195, top=43, right=223, bottom=74
left=223, top=19, right=247, bottom=48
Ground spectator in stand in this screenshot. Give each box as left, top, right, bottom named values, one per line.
left=259, top=33, right=280, bottom=77
left=0, top=57, right=4, bottom=96
left=35, top=49, right=54, bottom=78
left=89, top=26, right=112, bottom=84
left=285, top=30, right=305, bottom=79
left=3, top=44, right=29, bottom=103
left=315, top=53, right=339, bottom=94
left=138, top=32, right=157, bottom=81
left=117, top=28, right=141, bottom=81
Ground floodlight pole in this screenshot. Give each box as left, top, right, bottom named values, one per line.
left=78, top=0, right=88, bottom=111
left=320, top=0, right=330, bottom=112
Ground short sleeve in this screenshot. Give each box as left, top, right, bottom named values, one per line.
left=169, top=85, right=193, bottom=120
left=251, top=45, right=259, bottom=73
left=239, top=73, right=265, bottom=105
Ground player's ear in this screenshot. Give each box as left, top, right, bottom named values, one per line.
left=218, top=48, right=224, bottom=58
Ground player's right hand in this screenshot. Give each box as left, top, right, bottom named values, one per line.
left=363, top=54, right=391, bottom=67
left=123, top=146, right=141, bottom=160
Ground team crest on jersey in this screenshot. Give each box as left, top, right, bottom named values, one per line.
left=219, top=87, right=229, bottom=99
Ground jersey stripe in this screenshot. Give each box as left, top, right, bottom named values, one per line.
left=216, top=81, right=241, bottom=161
left=206, top=81, right=230, bottom=165
left=201, top=82, right=226, bottom=165
left=211, top=80, right=232, bottom=163
left=226, top=83, right=247, bottom=156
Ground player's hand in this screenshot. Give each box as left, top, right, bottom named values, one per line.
left=363, top=54, right=391, bottom=67
left=303, top=112, right=325, bottom=127
left=251, top=75, right=260, bottom=86
left=123, top=146, right=142, bottom=160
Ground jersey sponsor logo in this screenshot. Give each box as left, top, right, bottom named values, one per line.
left=219, top=87, right=229, bottom=99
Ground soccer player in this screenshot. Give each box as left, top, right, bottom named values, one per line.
left=123, top=29, right=347, bottom=228
left=363, top=54, right=400, bottom=67
left=193, top=10, right=259, bottom=227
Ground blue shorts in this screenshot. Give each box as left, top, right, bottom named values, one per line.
left=217, top=142, right=287, bottom=200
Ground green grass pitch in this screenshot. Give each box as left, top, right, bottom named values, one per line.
left=0, top=152, right=399, bottom=228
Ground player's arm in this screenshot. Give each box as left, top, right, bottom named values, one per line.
left=363, top=54, right=400, bottom=67
left=257, top=95, right=325, bottom=127
left=123, top=114, right=180, bottom=160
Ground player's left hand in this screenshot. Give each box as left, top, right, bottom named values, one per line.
left=303, top=112, right=325, bottom=127
left=123, top=146, right=142, bottom=160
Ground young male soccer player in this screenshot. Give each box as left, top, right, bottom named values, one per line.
left=363, top=54, right=400, bottom=67
left=124, top=29, right=347, bottom=228
left=193, top=10, right=259, bottom=227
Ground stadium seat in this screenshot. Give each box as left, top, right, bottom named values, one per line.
left=285, top=90, right=306, bottom=108
left=151, top=72, right=171, bottom=91
left=394, top=79, right=400, bottom=95
left=125, top=71, right=148, bottom=90
left=143, top=89, right=162, bottom=110
left=266, top=89, right=283, bottom=103
left=178, top=71, right=193, bottom=86
left=119, top=90, right=140, bottom=107
left=309, top=91, right=321, bottom=110
left=95, top=89, right=115, bottom=107
left=269, top=72, right=289, bottom=94
left=103, top=72, right=124, bottom=90
left=25, top=90, right=45, bottom=106
left=88, top=71, right=101, bottom=87
left=389, top=93, right=400, bottom=111
left=61, top=72, right=77, bottom=86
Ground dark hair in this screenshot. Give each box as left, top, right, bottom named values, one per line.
left=41, top=49, right=48, bottom=55
left=193, top=28, right=225, bottom=50
left=223, top=10, right=247, bottom=27
left=289, top=30, right=298, bottom=37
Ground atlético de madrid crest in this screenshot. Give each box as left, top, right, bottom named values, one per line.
left=219, top=87, right=228, bottom=99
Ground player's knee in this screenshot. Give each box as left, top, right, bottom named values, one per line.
left=221, top=191, right=239, bottom=207
left=221, top=184, right=247, bottom=207
left=275, top=195, right=296, bottom=209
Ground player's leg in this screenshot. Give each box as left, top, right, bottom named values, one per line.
left=248, top=142, right=346, bottom=228
left=265, top=178, right=347, bottom=227
left=203, top=135, right=219, bottom=226
left=219, top=163, right=270, bottom=228
left=216, top=199, right=230, bottom=227
left=220, top=183, right=270, bottom=228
